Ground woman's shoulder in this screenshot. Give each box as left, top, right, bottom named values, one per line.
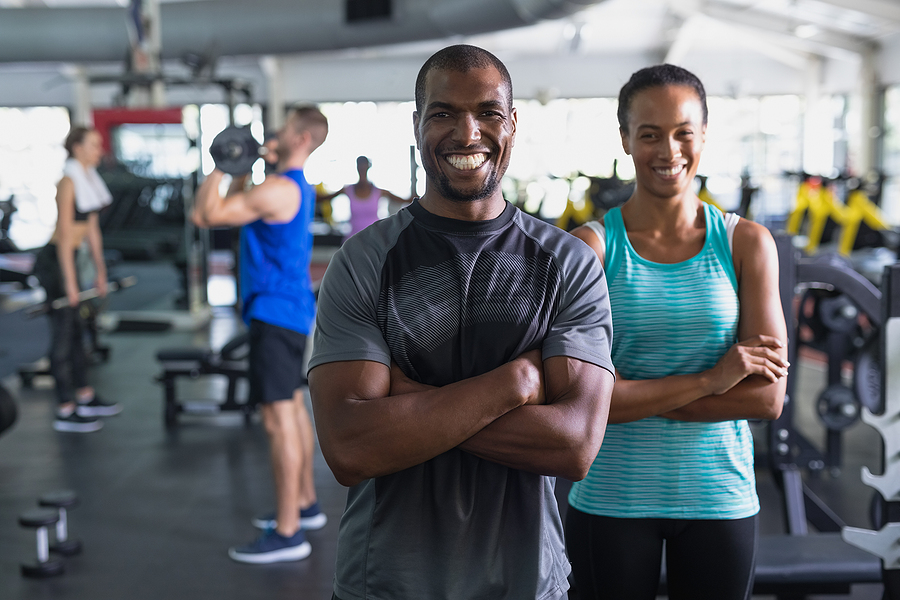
left=731, top=216, right=777, bottom=264
left=56, top=175, right=75, bottom=199
left=569, top=220, right=605, bottom=263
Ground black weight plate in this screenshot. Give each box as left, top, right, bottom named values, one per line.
left=209, top=126, right=260, bottom=175
left=854, top=336, right=883, bottom=415
left=818, top=294, right=859, bottom=333
left=816, top=383, right=859, bottom=430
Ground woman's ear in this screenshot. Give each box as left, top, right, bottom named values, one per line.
left=619, top=128, right=631, bottom=156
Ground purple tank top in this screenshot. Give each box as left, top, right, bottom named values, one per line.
left=346, top=184, right=381, bottom=238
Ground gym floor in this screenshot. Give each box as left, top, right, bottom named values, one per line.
left=0, top=259, right=887, bottom=600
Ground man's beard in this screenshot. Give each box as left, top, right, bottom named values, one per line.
left=424, top=152, right=504, bottom=203
left=433, top=171, right=500, bottom=203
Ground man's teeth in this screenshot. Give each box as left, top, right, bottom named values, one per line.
left=655, top=165, right=684, bottom=176
left=446, top=154, right=486, bottom=170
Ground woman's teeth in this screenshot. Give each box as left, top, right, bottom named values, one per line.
left=654, top=165, right=684, bottom=176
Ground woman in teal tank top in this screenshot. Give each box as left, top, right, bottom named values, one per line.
left=566, top=65, right=790, bottom=600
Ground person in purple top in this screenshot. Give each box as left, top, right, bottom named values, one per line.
left=318, top=155, right=411, bottom=240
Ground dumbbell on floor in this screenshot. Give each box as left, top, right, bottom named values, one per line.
left=18, top=508, right=64, bottom=578
left=39, top=490, right=82, bottom=556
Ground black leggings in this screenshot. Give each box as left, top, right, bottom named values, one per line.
left=33, top=244, right=88, bottom=406
left=565, top=505, right=758, bottom=600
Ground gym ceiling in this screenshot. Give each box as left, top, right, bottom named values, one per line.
left=0, top=0, right=898, bottom=106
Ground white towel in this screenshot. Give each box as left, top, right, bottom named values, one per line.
left=64, top=158, right=112, bottom=213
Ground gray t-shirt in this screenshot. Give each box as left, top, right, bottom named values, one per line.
left=310, top=200, right=614, bottom=600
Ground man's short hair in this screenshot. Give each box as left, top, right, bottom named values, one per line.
left=414, top=44, right=513, bottom=114
left=288, top=105, right=329, bottom=149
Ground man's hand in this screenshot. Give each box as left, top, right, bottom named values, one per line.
left=704, top=335, right=788, bottom=396
left=389, top=350, right=545, bottom=403
left=511, top=349, right=545, bottom=406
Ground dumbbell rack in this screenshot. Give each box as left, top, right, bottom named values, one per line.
left=842, top=263, right=900, bottom=597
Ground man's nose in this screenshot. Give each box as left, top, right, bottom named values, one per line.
left=453, top=113, right=482, bottom=145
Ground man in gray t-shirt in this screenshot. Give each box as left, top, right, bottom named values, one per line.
left=308, top=44, right=615, bottom=600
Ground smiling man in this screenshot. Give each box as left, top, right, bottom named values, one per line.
left=308, top=45, right=616, bottom=600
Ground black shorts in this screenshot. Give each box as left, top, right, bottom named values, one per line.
left=248, top=319, right=308, bottom=404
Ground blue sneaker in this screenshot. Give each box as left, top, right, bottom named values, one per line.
left=251, top=502, right=327, bottom=531
left=228, top=529, right=311, bottom=564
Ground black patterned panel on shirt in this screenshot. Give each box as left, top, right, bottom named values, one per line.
left=376, top=217, right=561, bottom=387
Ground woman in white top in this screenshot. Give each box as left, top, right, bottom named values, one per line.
left=33, top=126, right=120, bottom=433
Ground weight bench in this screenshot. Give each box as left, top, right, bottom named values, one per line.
left=753, top=533, right=881, bottom=596
left=658, top=533, right=881, bottom=598
left=155, top=332, right=252, bottom=428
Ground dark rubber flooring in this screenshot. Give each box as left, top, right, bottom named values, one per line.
left=0, top=261, right=888, bottom=599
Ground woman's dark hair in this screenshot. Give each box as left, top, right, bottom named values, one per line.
left=617, top=64, right=707, bottom=133
left=64, top=126, right=95, bottom=157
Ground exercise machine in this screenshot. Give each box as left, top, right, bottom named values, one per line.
left=843, top=262, right=900, bottom=598
left=748, top=233, right=885, bottom=597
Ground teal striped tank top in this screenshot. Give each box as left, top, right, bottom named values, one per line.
left=568, top=203, right=759, bottom=519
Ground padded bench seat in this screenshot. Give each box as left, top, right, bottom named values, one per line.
left=659, top=533, right=881, bottom=597
left=753, top=533, right=881, bottom=595
left=155, top=332, right=251, bottom=428
left=156, top=348, right=213, bottom=363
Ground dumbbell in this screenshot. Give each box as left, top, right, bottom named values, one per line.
left=39, top=490, right=82, bottom=556
left=209, top=126, right=267, bottom=175
left=18, top=509, right=64, bottom=578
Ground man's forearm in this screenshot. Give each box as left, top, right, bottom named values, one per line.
left=312, top=357, right=542, bottom=487
left=459, top=359, right=613, bottom=481
left=192, top=171, right=224, bottom=226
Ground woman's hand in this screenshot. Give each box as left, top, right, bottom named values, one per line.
left=704, top=335, right=788, bottom=396
left=65, top=280, right=80, bottom=308
left=95, top=276, right=108, bottom=299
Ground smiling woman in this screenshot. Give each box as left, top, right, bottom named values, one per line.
left=566, top=64, right=789, bottom=600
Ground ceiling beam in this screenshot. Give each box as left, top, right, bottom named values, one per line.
left=663, top=8, right=810, bottom=70
left=706, top=15, right=811, bottom=70
left=703, top=2, right=874, bottom=56
left=813, top=0, right=900, bottom=25
left=664, top=14, right=702, bottom=65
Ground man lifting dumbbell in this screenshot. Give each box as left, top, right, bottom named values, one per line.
left=192, top=106, right=328, bottom=564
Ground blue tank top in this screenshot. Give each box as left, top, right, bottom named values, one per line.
left=568, top=203, right=759, bottom=520
left=240, top=168, right=316, bottom=335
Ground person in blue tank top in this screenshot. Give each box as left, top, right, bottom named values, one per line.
left=192, top=106, right=329, bottom=564
left=566, top=65, right=790, bottom=599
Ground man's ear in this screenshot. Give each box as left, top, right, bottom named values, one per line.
left=619, top=128, right=631, bottom=156
left=412, top=111, right=421, bottom=149
left=509, top=107, right=517, bottom=147
left=297, top=129, right=313, bottom=151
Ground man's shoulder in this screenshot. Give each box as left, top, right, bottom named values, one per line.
left=332, top=208, right=415, bottom=269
